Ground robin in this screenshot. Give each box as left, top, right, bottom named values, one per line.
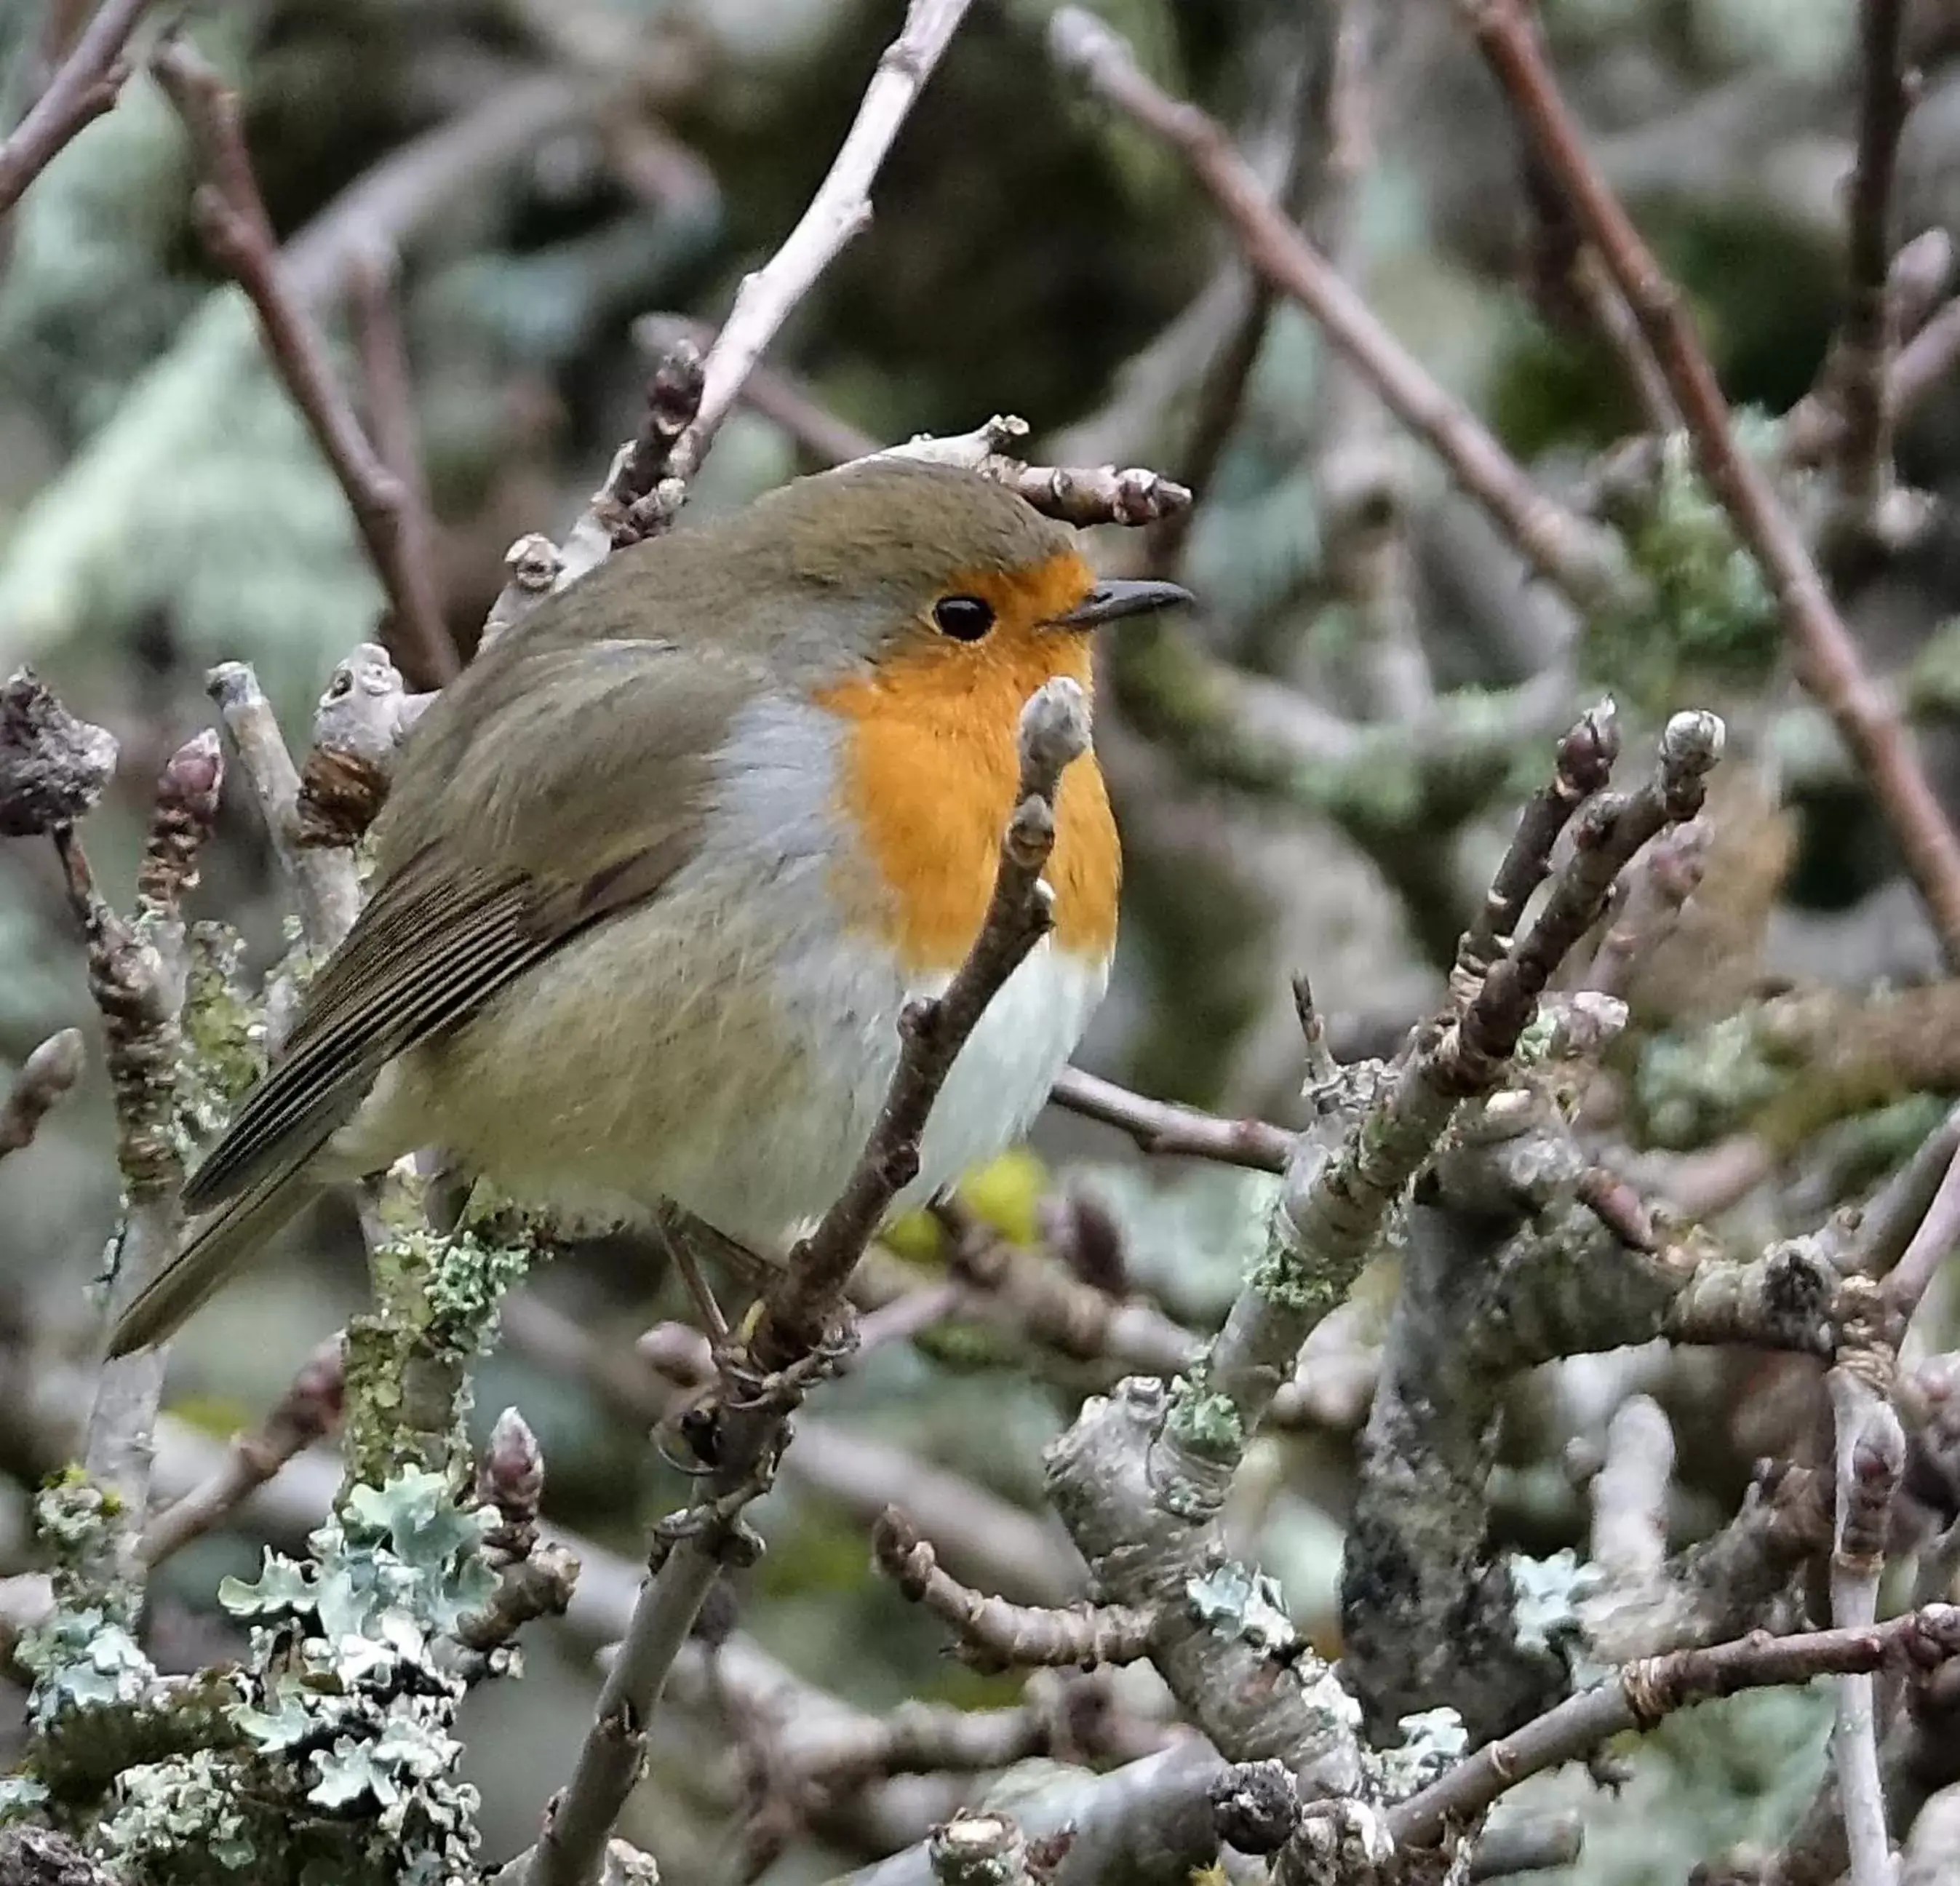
left=108, top=458, right=1191, bottom=1356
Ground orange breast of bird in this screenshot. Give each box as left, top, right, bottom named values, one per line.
left=817, top=550, right=1121, bottom=976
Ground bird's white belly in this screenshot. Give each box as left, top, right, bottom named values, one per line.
left=378, top=895, right=1107, bottom=1249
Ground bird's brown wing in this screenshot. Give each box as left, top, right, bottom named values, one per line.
left=183, top=630, right=760, bottom=1214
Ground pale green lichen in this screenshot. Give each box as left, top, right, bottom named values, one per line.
left=95, top=1748, right=256, bottom=1874
left=1246, top=1218, right=1333, bottom=1315
left=1163, top=1374, right=1244, bottom=1463
left=1638, top=1011, right=1784, bottom=1147
left=340, top=1213, right=533, bottom=1489
left=220, top=1466, right=498, bottom=1652
left=1585, top=418, right=1783, bottom=712
left=1509, top=1548, right=1610, bottom=1686
left=1293, top=1657, right=1365, bottom=1739
left=0, top=1775, right=50, bottom=1822
left=16, top=1612, right=154, bottom=1725
left=174, top=924, right=267, bottom=1155
left=1186, top=1561, right=1300, bottom=1658
left=215, top=1467, right=498, bottom=1879
left=1367, top=1706, right=1469, bottom=1800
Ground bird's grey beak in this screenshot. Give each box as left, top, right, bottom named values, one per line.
left=1046, top=578, right=1194, bottom=629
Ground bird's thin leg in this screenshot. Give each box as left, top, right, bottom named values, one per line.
left=653, top=1206, right=734, bottom=1346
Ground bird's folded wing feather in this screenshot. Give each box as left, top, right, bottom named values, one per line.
left=184, top=628, right=762, bottom=1211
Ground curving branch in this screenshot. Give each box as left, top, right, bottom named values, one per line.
left=0, top=0, right=155, bottom=217
left=1456, top=0, right=1960, bottom=971
left=663, top=0, right=979, bottom=487
left=1047, top=7, right=1631, bottom=615
left=151, top=36, right=458, bottom=691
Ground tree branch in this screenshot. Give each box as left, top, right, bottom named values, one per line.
left=152, top=35, right=459, bottom=691
left=662, top=0, right=979, bottom=488
left=1047, top=6, right=1632, bottom=615
left=1048, top=1066, right=1290, bottom=1172
left=0, top=0, right=154, bottom=217
left=136, top=1336, right=346, bottom=1567
left=1457, top=0, right=1960, bottom=970
left=1833, top=0, right=1913, bottom=527
left=1391, top=1605, right=1960, bottom=1850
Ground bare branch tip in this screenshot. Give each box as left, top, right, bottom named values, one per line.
left=1659, top=709, right=1726, bottom=777
left=1048, top=7, right=1126, bottom=77
left=1017, top=678, right=1092, bottom=782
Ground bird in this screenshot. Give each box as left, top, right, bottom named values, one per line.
left=107, top=457, right=1192, bottom=1356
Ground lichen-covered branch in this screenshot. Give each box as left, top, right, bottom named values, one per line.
left=1183, top=709, right=1721, bottom=1471
left=67, top=731, right=222, bottom=1526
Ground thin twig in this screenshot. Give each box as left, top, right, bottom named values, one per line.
left=1392, top=1604, right=1960, bottom=1847
left=152, top=36, right=459, bottom=691
left=1048, top=1066, right=1291, bottom=1173
left=207, top=661, right=362, bottom=954
left=348, top=241, right=456, bottom=685
left=634, top=314, right=879, bottom=465
left=665, top=0, right=978, bottom=485
left=66, top=732, right=223, bottom=1529
left=1834, top=0, right=1913, bottom=527
left=874, top=1508, right=1154, bottom=1673
left=1047, top=7, right=1630, bottom=615
left=541, top=0, right=977, bottom=598
left=1828, top=1361, right=1906, bottom=1886
left=1457, top=0, right=1960, bottom=970
left=517, top=681, right=1092, bottom=1886
left=1886, top=1137, right=1960, bottom=1323
left=1452, top=700, right=1619, bottom=998
left=1147, top=0, right=1355, bottom=575
left=137, top=1336, right=346, bottom=1567
left=1584, top=817, right=1710, bottom=1000
left=1512, top=20, right=1676, bottom=433
left=0, top=0, right=155, bottom=216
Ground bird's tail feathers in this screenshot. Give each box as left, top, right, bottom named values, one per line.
left=105, top=1161, right=325, bottom=1358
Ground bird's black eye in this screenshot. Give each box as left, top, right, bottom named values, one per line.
left=932, top=594, right=995, bottom=641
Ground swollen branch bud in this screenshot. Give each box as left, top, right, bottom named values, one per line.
left=0, top=670, right=119, bottom=837
left=1016, top=678, right=1092, bottom=789
left=0, top=1029, right=87, bottom=1157
left=477, top=1406, right=546, bottom=1534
